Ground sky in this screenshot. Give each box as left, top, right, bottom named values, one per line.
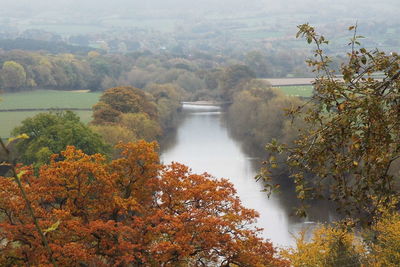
left=0, top=0, right=398, bottom=35
left=1, top=0, right=398, bottom=17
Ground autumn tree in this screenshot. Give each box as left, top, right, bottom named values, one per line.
left=0, top=141, right=288, bottom=267
left=120, top=113, right=162, bottom=142
left=283, top=223, right=366, bottom=267
left=368, top=211, right=400, bottom=266
left=263, top=24, right=400, bottom=221
left=90, top=124, right=137, bottom=147
left=93, top=86, right=158, bottom=125
left=1, top=60, right=27, bottom=89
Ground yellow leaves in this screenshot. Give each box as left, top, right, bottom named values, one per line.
left=8, top=133, right=29, bottom=143
left=271, top=163, right=278, bottom=169
left=16, top=170, right=28, bottom=180
left=367, top=212, right=400, bottom=266
left=283, top=225, right=365, bottom=267
left=87, top=51, right=100, bottom=58
left=337, top=102, right=346, bottom=112
left=285, top=215, right=400, bottom=267
left=44, top=220, right=61, bottom=235
left=269, top=156, right=278, bottom=168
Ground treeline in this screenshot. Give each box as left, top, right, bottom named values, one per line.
left=226, top=80, right=303, bottom=154
left=0, top=47, right=312, bottom=95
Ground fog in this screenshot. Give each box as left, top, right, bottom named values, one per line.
left=0, top=0, right=398, bottom=54
left=1, top=0, right=398, bottom=24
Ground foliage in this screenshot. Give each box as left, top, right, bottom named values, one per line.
left=245, top=51, right=273, bottom=78
left=146, top=83, right=183, bottom=130
left=93, top=86, right=158, bottom=124
left=92, top=85, right=182, bottom=148
left=285, top=210, right=400, bottom=267
left=1, top=60, right=27, bottom=89
left=0, top=38, right=94, bottom=54
left=264, top=24, right=400, bottom=220
left=0, top=44, right=311, bottom=97
left=11, top=111, right=110, bottom=166
left=90, top=124, right=137, bottom=147
left=120, top=113, right=162, bottom=142
left=0, top=141, right=288, bottom=267
left=228, top=80, right=304, bottom=151
left=0, top=135, right=58, bottom=266
left=367, top=211, right=400, bottom=266
left=219, top=64, right=256, bottom=102
left=283, top=223, right=365, bottom=267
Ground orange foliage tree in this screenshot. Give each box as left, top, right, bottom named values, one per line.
left=0, top=140, right=287, bottom=267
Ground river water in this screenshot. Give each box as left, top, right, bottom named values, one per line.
left=161, top=104, right=335, bottom=247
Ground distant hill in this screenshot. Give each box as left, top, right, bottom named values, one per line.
left=0, top=38, right=97, bottom=54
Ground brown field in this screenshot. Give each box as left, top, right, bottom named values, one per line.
left=260, top=78, right=315, bottom=86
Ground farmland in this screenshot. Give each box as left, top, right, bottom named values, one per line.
left=0, top=90, right=101, bottom=138
left=275, top=85, right=313, bottom=97
left=260, top=78, right=314, bottom=97
left=0, top=85, right=312, bottom=138
left=0, top=90, right=101, bottom=110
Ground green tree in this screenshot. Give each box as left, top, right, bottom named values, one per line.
left=146, top=83, right=183, bottom=130
left=32, top=59, right=57, bottom=87
left=228, top=80, right=303, bottom=152
left=176, top=71, right=205, bottom=92
left=219, top=64, right=255, bottom=102
left=264, top=24, right=400, bottom=222
left=245, top=51, right=273, bottom=78
left=1, top=61, right=27, bottom=89
left=12, top=111, right=110, bottom=166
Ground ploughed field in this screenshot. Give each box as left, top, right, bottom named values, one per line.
left=0, top=90, right=101, bottom=138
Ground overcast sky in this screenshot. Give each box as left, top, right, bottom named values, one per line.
left=0, top=0, right=398, bottom=33
left=1, top=0, right=398, bottom=16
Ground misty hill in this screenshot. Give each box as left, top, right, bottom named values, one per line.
left=0, top=38, right=96, bottom=54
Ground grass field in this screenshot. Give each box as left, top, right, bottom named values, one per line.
left=0, top=90, right=101, bottom=110
left=0, top=110, right=93, bottom=138
left=0, top=90, right=101, bottom=138
left=276, top=85, right=313, bottom=97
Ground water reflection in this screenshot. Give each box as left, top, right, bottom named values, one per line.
left=160, top=104, right=335, bottom=247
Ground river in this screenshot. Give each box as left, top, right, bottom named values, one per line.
left=161, top=104, right=337, bottom=247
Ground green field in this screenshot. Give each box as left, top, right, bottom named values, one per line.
left=0, top=110, right=93, bottom=138
left=0, top=90, right=101, bottom=110
left=276, top=85, right=313, bottom=97
left=0, top=90, right=101, bottom=138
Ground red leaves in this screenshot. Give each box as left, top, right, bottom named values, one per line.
left=0, top=141, right=287, bottom=266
